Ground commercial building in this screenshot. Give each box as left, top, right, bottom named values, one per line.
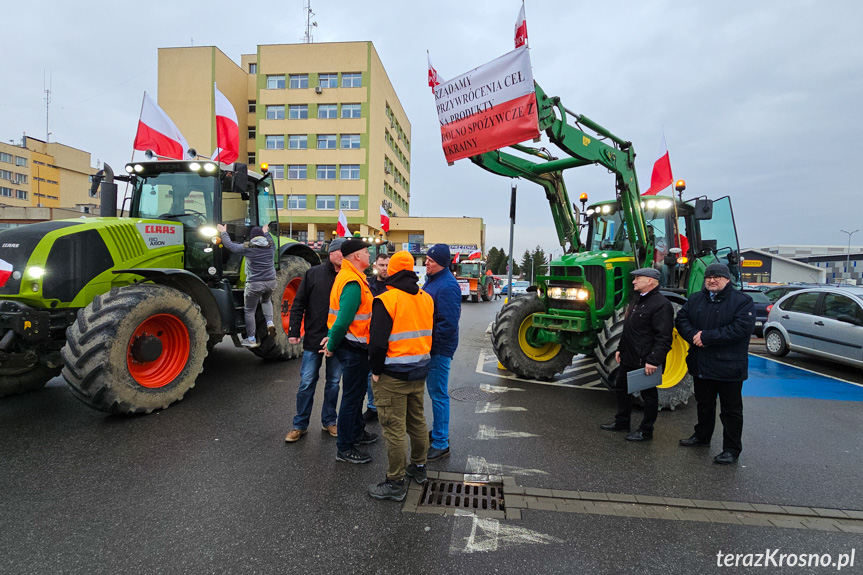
left=0, top=137, right=98, bottom=229
left=740, top=244, right=863, bottom=285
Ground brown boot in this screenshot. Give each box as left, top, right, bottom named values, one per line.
left=285, top=428, right=307, bottom=442
left=322, top=424, right=337, bottom=437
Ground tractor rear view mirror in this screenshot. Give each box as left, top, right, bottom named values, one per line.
left=232, top=163, right=249, bottom=199
left=700, top=239, right=718, bottom=254
left=694, top=199, right=713, bottom=220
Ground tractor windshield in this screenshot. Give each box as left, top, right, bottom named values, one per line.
left=459, top=262, right=482, bottom=277
left=585, top=208, right=631, bottom=252
left=133, top=171, right=216, bottom=227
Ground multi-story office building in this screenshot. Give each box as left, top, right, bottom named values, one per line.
left=157, top=42, right=413, bottom=244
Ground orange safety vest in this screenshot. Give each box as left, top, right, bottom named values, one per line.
left=327, top=259, right=373, bottom=346
left=377, top=287, right=434, bottom=369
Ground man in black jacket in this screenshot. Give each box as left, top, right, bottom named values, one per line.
left=601, top=268, right=674, bottom=442
left=283, top=238, right=345, bottom=442
left=675, top=263, right=755, bottom=464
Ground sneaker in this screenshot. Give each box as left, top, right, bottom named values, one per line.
left=368, top=478, right=408, bottom=501
left=322, top=423, right=337, bottom=437
left=285, top=428, right=307, bottom=442
left=241, top=337, right=259, bottom=348
left=355, top=430, right=379, bottom=446
left=362, top=409, right=378, bottom=422
left=427, top=446, right=450, bottom=461
left=267, top=322, right=276, bottom=337
left=405, top=464, right=428, bottom=485
left=336, top=448, right=372, bottom=464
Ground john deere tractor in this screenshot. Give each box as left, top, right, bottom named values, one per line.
left=474, top=84, right=742, bottom=409
left=0, top=160, right=318, bottom=413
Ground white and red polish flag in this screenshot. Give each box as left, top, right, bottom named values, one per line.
left=434, top=46, right=539, bottom=163
left=643, top=132, right=673, bottom=196
left=380, top=206, right=390, bottom=233
left=468, top=249, right=482, bottom=260
left=337, top=210, right=350, bottom=237
left=0, top=258, right=13, bottom=288
left=133, top=92, right=190, bottom=160
left=428, top=52, right=445, bottom=91
left=514, top=3, right=528, bottom=48
left=212, top=83, right=239, bottom=164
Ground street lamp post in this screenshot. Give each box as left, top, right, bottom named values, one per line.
left=840, top=229, right=859, bottom=283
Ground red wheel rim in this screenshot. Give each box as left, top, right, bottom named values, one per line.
left=281, top=277, right=303, bottom=335
left=127, top=314, right=190, bottom=388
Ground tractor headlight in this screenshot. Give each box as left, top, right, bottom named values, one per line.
left=26, top=266, right=45, bottom=279
left=199, top=226, right=219, bottom=238
left=549, top=286, right=590, bottom=301
left=203, top=163, right=217, bottom=173
left=656, top=199, right=672, bottom=209
left=190, top=162, right=202, bottom=172
left=549, top=287, right=563, bottom=299
left=575, top=289, right=589, bottom=301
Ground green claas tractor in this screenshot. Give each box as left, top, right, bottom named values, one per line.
left=473, top=84, right=742, bottom=409
left=0, top=160, right=318, bottom=413
left=456, top=259, right=494, bottom=302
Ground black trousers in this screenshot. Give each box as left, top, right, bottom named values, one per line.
left=693, top=377, right=743, bottom=455
left=614, top=364, right=658, bottom=433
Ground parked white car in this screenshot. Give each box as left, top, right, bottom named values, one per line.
left=510, top=280, right=530, bottom=297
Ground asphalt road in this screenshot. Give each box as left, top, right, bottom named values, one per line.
left=2, top=300, right=862, bottom=575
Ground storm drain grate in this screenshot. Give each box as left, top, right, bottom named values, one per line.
left=419, top=479, right=505, bottom=511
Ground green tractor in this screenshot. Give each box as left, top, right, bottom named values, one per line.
left=474, top=84, right=742, bottom=409
left=0, top=160, right=318, bottom=413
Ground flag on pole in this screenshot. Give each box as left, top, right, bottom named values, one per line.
left=380, top=206, right=390, bottom=232
left=337, top=210, right=350, bottom=237
left=133, top=92, right=190, bottom=160
left=514, top=3, right=528, bottom=48
left=427, top=51, right=445, bottom=91
left=643, top=132, right=673, bottom=196
left=451, top=252, right=460, bottom=264
left=0, top=258, right=12, bottom=288
left=212, top=83, right=239, bottom=164
left=468, top=249, right=482, bottom=260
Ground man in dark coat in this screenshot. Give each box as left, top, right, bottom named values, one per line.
left=601, top=268, right=674, bottom=442
left=675, top=263, right=755, bottom=464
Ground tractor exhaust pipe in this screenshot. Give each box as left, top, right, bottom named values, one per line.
left=91, top=163, right=118, bottom=217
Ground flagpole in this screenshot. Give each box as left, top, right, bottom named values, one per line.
left=121, top=93, right=147, bottom=216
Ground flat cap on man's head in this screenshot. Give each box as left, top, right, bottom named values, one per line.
left=339, top=238, right=368, bottom=258
left=328, top=237, right=346, bottom=253
left=704, top=263, right=731, bottom=279
left=630, top=267, right=661, bottom=280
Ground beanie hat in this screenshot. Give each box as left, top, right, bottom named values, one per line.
left=340, top=238, right=368, bottom=258
left=387, top=251, right=415, bottom=276
left=704, top=263, right=731, bottom=279
left=630, top=267, right=660, bottom=280
left=328, top=237, right=346, bottom=253
left=249, top=226, right=265, bottom=239
left=426, top=243, right=452, bottom=268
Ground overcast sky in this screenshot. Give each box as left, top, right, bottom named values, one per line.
left=2, top=0, right=861, bottom=256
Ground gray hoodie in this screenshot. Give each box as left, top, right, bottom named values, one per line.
left=220, top=232, right=276, bottom=282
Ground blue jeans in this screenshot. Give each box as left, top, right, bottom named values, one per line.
left=335, top=347, right=369, bottom=453
left=292, top=350, right=342, bottom=430
left=366, top=373, right=376, bottom=411
left=426, top=354, right=452, bottom=449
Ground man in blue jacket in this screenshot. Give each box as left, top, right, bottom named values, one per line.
left=675, top=263, right=755, bottom=464
left=422, top=244, right=461, bottom=460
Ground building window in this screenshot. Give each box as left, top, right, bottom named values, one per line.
left=288, top=105, right=308, bottom=119
left=342, top=73, right=362, bottom=88
left=276, top=195, right=284, bottom=210
left=288, top=135, right=307, bottom=149
left=266, top=75, right=285, bottom=89
left=288, top=165, right=307, bottom=180
left=289, top=74, right=309, bottom=89
left=265, top=135, right=285, bottom=150
left=339, top=195, right=359, bottom=210
left=0, top=187, right=12, bottom=197
left=340, top=165, right=360, bottom=180
left=248, top=153, right=256, bottom=164
left=317, top=134, right=336, bottom=149
left=248, top=100, right=256, bottom=113
left=316, top=195, right=336, bottom=210
left=270, top=165, right=285, bottom=179
left=13, top=174, right=27, bottom=184
left=0, top=152, right=11, bottom=163
left=341, top=104, right=362, bottom=119
left=249, top=63, right=257, bottom=74
left=319, top=73, right=338, bottom=88
left=318, top=104, right=337, bottom=119
left=248, top=127, right=256, bottom=139
left=288, top=195, right=306, bottom=209
left=15, top=156, right=27, bottom=167
left=266, top=105, right=285, bottom=120
left=317, top=231, right=325, bottom=241
left=316, top=165, right=336, bottom=180
left=16, top=190, right=27, bottom=200
left=341, top=134, right=361, bottom=149
left=297, top=231, right=308, bottom=242
left=0, top=170, right=11, bottom=180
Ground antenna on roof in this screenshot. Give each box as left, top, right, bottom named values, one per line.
left=44, top=70, right=52, bottom=143
left=303, top=0, right=318, bottom=44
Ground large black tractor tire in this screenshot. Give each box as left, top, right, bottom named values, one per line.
left=594, top=303, right=694, bottom=410
left=61, top=284, right=208, bottom=414
left=491, top=296, right=574, bottom=380
left=481, top=279, right=493, bottom=302
left=250, top=255, right=310, bottom=360
left=0, top=364, right=62, bottom=398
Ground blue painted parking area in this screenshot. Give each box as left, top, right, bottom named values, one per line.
left=744, top=354, right=863, bottom=401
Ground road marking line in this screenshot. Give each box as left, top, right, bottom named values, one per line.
left=479, top=383, right=525, bottom=393
left=475, top=425, right=539, bottom=440
left=449, top=515, right=563, bottom=555
left=475, top=402, right=528, bottom=413
left=466, top=455, right=548, bottom=477
left=752, top=353, right=863, bottom=388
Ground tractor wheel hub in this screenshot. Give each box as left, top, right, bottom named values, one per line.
left=130, top=333, right=163, bottom=363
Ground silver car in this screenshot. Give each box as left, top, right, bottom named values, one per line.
left=763, top=286, right=863, bottom=368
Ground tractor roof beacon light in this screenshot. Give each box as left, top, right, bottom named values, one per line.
left=260, top=163, right=269, bottom=173
left=675, top=179, right=686, bottom=201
